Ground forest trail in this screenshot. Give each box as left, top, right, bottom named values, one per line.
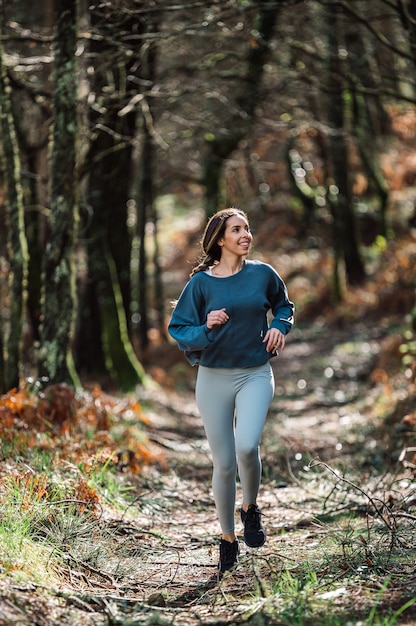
left=1, top=318, right=413, bottom=625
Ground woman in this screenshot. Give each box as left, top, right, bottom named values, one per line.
left=168, top=208, right=294, bottom=574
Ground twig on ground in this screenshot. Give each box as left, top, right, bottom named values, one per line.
left=309, top=460, right=396, bottom=532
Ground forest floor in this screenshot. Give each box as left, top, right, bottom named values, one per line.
left=1, top=313, right=416, bottom=625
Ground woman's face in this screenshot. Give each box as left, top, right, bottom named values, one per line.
left=218, top=214, right=252, bottom=257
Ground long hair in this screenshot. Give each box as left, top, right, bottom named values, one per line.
left=190, top=208, right=248, bottom=277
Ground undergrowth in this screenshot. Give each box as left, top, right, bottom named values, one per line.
left=0, top=381, right=164, bottom=474
left=0, top=381, right=165, bottom=586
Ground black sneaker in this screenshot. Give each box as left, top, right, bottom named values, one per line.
left=241, top=505, right=266, bottom=547
left=218, top=539, right=239, bottom=574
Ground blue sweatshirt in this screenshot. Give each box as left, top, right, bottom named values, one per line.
left=168, top=259, right=294, bottom=367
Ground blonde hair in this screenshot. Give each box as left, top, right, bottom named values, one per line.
left=190, top=208, right=248, bottom=277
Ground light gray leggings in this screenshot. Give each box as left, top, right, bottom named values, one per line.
left=195, top=362, right=275, bottom=534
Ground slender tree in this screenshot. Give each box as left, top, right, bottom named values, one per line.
left=38, top=0, right=78, bottom=385
left=135, top=30, right=166, bottom=350
left=2, top=2, right=53, bottom=350
left=325, top=4, right=365, bottom=294
left=346, top=18, right=390, bottom=239
left=0, top=0, right=29, bottom=391
left=397, top=1, right=416, bottom=84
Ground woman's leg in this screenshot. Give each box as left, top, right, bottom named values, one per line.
left=195, top=366, right=238, bottom=536
left=234, top=363, right=275, bottom=505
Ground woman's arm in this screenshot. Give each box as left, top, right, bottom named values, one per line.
left=168, top=279, right=215, bottom=352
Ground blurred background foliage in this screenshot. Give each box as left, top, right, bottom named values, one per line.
left=0, top=0, right=415, bottom=392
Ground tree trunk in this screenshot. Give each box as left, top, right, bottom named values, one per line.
left=345, top=6, right=390, bottom=239
left=285, top=135, right=316, bottom=233
left=398, top=1, right=416, bottom=66
left=145, top=38, right=166, bottom=344
left=79, top=126, right=147, bottom=389
left=135, top=95, right=152, bottom=354
left=326, top=7, right=365, bottom=293
left=75, top=2, right=147, bottom=388
left=38, top=0, right=78, bottom=385
left=94, top=241, right=146, bottom=390
left=136, top=160, right=149, bottom=350
left=24, top=156, right=43, bottom=343
left=0, top=9, right=29, bottom=391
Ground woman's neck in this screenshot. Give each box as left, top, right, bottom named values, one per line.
left=212, top=259, right=245, bottom=277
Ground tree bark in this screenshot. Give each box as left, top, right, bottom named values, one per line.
left=326, top=6, right=365, bottom=293
left=79, top=128, right=147, bottom=389
left=285, top=134, right=317, bottom=233
left=135, top=35, right=166, bottom=351
left=38, top=0, right=78, bottom=385
left=398, top=0, right=416, bottom=66
left=0, top=7, right=29, bottom=391
left=345, top=3, right=390, bottom=240
left=75, top=2, right=147, bottom=388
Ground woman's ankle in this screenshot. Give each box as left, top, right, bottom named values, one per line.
left=222, top=533, right=236, bottom=543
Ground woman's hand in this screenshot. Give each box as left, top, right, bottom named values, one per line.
left=206, top=308, right=229, bottom=329
left=263, top=328, right=285, bottom=354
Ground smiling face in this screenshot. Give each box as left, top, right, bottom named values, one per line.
left=218, top=214, right=253, bottom=258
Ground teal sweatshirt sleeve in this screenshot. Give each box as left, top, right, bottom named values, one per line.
left=267, top=265, right=294, bottom=335
left=168, top=274, right=215, bottom=364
